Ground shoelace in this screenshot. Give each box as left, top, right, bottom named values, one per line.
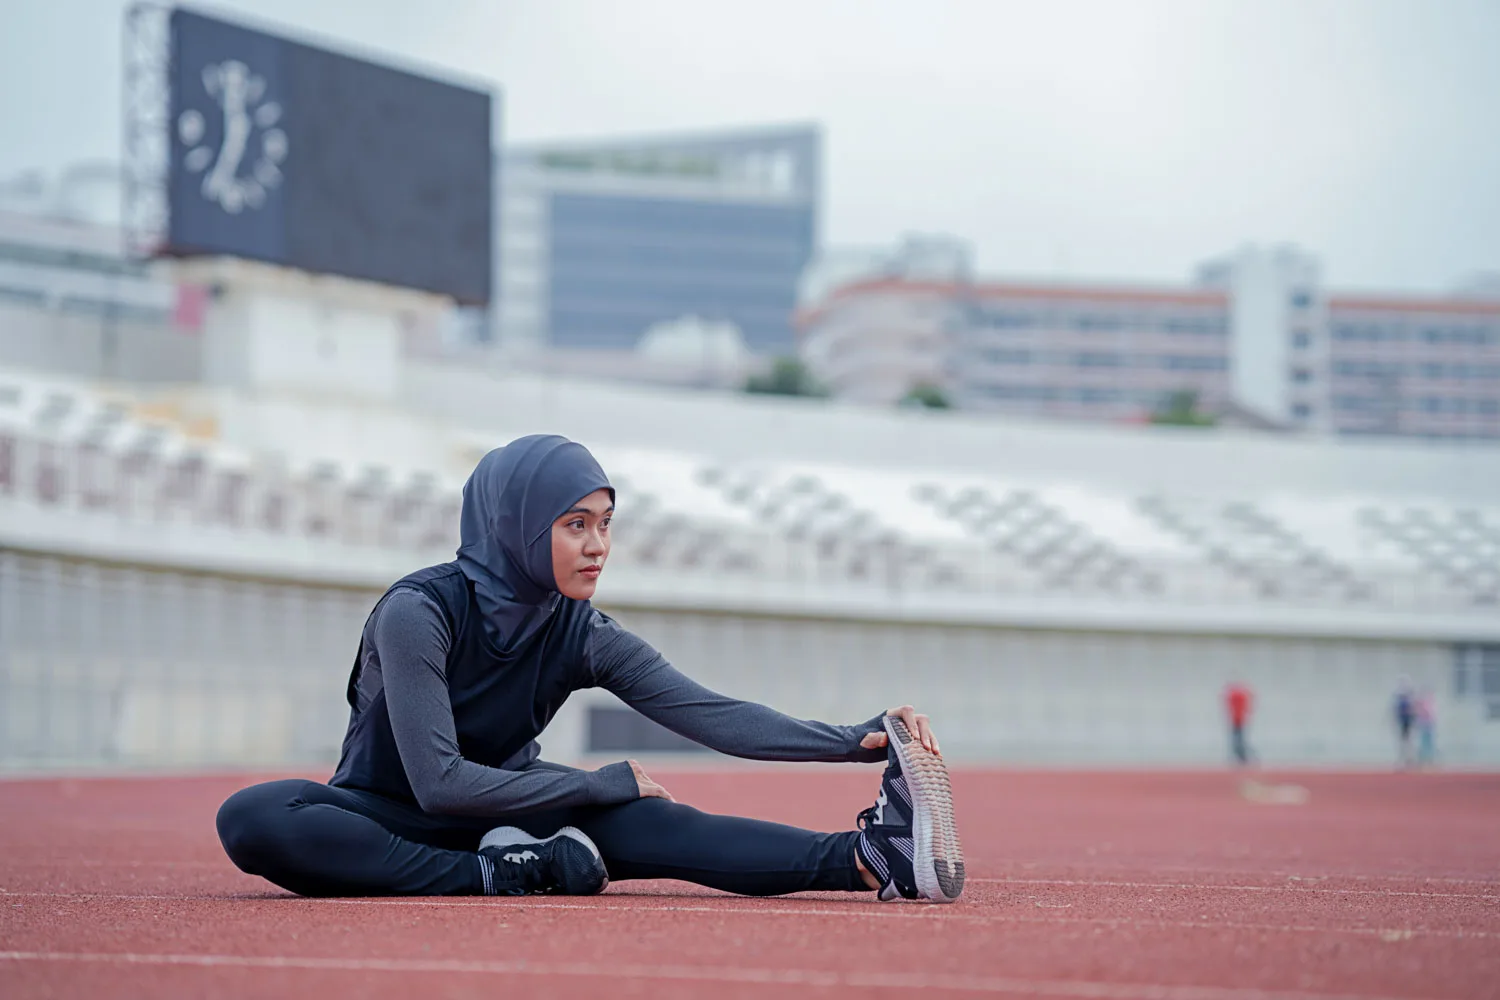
left=487, top=847, right=555, bottom=894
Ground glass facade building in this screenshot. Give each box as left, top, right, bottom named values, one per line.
left=496, top=125, right=820, bottom=356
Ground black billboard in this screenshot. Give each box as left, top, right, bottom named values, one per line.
left=166, top=7, right=493, bottom=305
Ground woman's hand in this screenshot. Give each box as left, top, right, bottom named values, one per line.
left=859, top=705, right=941, bottom=756
left=628, top=759, right=675, bottom=801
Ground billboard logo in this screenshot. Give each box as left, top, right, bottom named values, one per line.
left=176, top=61, right=288, bottom=215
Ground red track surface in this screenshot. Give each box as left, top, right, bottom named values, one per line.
left=2, top=768, right=1498, bottom=999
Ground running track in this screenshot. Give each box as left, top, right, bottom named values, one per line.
left=2, top=768, right=1497, bottom=999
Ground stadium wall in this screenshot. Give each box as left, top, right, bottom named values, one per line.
left=4, top=519, right=1495, bottom=773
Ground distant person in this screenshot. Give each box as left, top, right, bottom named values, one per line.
left=1224, top=681, right=1254, bottom=766
left=1393, top=677, right=1417, bottom=768
left=1415, top=686, right=1438, bottom=767
left=215, top=435, right=963, bottom=903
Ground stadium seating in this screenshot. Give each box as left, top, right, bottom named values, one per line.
left=1358, top=506, right=1500, bottom=605
left=3, top=366, right=1498, bottom=613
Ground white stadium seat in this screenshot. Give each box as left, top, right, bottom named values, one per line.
left=1, top=363, right=1498, bottom=614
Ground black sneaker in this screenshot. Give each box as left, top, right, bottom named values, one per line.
left=854, top=716, right=964, bottom=903
left=477, top=825, right=608, bottom=896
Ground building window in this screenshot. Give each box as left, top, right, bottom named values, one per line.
left=0, top=284, right=49, bottom=307
left=1292, top=403, right=1311, bottom=419
left=1071, top=388, right=1121, bottom=403
left=1162, top=316, right=1224, bottom=336
left=1293, top=331, right=1312, bottom=348
left=973, top=309, right=1037, bottom=329
left=1291, top=369, right=1312, bottom=384
left=976, top=383, right=1064, bottom=402
left=1163, top=355, right=1227, bottom=371
left=1074, top=314, right=1125, bottom=332
left=1289, top=290, right=1313, bottom=309
left=1453, top=644, right=1500, bottom=719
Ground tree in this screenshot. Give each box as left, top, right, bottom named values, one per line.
left=744, top=357, right=828, bottom=398
left=900, top=383, right=952, bottom=409
left=1150, top=390, right=1217, bottom=427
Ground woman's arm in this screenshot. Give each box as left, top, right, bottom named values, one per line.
left=583, top=612, right=889, bottom=763
left=375, top=590, right=639, bottom=816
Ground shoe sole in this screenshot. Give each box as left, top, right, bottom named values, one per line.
left=479, top=825, right=609, bottom=894
left=884, top=715, right=964, bottom=902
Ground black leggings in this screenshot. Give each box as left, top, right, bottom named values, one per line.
left=216, top=777, right=867, bottom=898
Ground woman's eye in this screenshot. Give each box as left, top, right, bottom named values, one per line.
left=600, top=519, right=612, bottom=531
left=569, top=519, right=585, bottom=530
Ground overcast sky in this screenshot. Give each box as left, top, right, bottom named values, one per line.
left=3, top=0, right=1497, bottom=292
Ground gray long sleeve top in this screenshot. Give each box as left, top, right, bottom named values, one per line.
left=355, top=588, right=887, bottom=817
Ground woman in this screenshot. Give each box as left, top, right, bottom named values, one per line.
left=217, top=435, right=964, bottom=902
left=1415, top=686, right=1437, bottom=767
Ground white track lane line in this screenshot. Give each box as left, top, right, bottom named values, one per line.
left=3, top=891, right=1495, bottom=940
left=977, top=865, right=1500, bottom=887
left=973, top=878, right=1500, bottom=899
left=0, top=950, right=1445, bottom=1000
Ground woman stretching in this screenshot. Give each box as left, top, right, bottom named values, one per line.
left=217, top=435, right=964, bottom=902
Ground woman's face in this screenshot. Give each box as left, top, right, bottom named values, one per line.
left=550, top=488, right=613, bottom=600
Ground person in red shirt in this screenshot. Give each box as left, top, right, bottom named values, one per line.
left=1224, top=682, right=1254, bottom=766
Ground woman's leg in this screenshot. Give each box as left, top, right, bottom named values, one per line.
left=509, top=797, right=869, bottom=897
left=216, top=779, right=490, bottom=897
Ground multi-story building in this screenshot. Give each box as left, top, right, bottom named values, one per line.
left=796, top=236, right=971, bottom=405
left=1321, top=294, right=1500, bottom=439
left=495, top=124, right=820, bottom=356
left=800, top=244, right=1500, bottom=441
left=948, top=281, right=1234, bottom=423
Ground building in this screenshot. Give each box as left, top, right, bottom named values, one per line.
left=0, top=206, right=198, bottom=383
left=1322, top=294, right=1500, bottom=439
left=948, top=280, right=1234, bottom=423
left=495, top=124, right=821, bottom=356
left=795, top=235, right=973, bottom=405
left=799, top=244, right=1500, bottom=441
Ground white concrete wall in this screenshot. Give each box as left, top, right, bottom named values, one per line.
left=5, top=546, right=1496, bottom=772
left=495, top=166, right=549, bottom=351
left=177, top=258, right=448, bottom=403
left=202, top=286, right=403, bottom=399
left=1225, top=247, right=1320, bottom=422
left=578, top=607, right=1487, bottom=767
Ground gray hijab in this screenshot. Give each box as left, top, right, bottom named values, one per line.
left=455, top=434, right=612, bottom=651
